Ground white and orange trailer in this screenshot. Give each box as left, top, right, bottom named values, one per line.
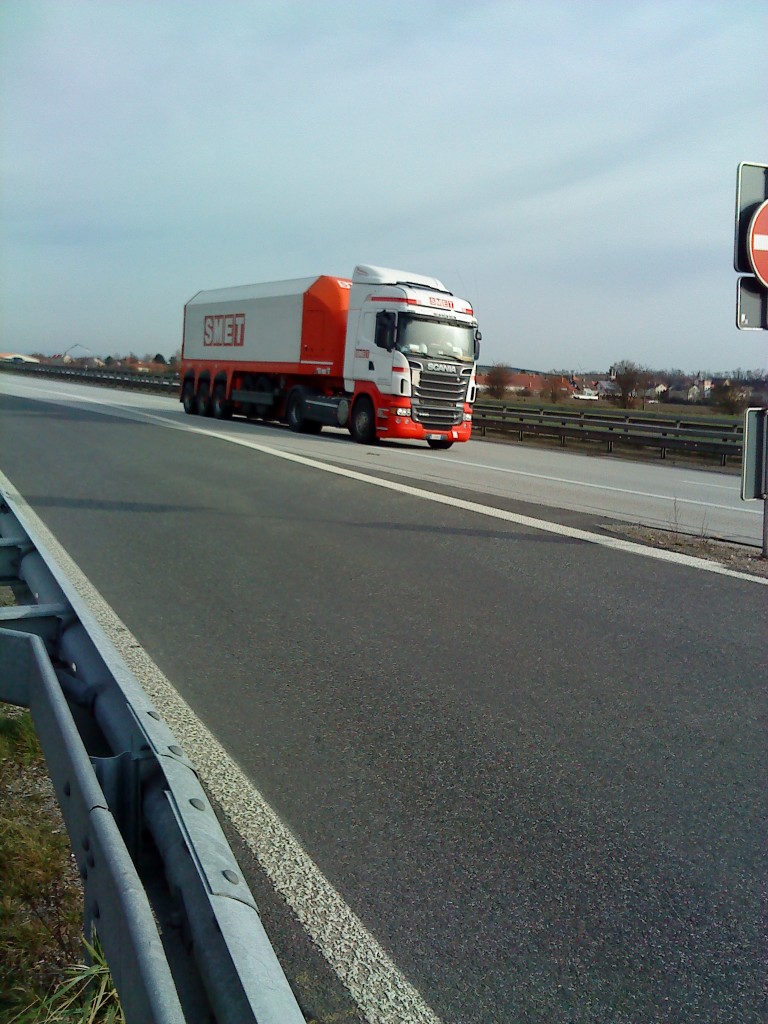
left=180, top=264, right=480, bottom=449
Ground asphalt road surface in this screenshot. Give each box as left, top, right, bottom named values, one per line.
left=1, top=381, right=765, bottom=1024
left=1, top=374, right=762, bottom=546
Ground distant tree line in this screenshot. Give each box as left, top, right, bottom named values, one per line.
left=481, top=360, right=767, bottom=414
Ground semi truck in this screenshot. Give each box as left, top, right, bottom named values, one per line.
left=180, top=264, right=481, bottom=449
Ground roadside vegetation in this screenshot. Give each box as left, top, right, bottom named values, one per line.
left=1, top=706, right=76, bottom=1019
left=481, top=360, right=767, bottom=414
left=478, top=390, right=746, bottom=420
left=0, top=702, right=126, bottom=1023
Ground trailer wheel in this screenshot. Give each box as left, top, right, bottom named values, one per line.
left=197, top=381, right=212, bottom=417
left=212, top=383, right=232, bottom=420
left=182, top=381, right=197, bottom=415
left=351, top=397, right=377, bottom=445
left=287, top=390, right=307, bottom=432
left=427, top=439, right=453, bottom=450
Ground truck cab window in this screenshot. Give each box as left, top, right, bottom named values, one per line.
left=375, top=311, right=397, bottom=350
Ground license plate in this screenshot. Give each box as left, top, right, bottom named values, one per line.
left=426, top=433, right=445, bottom=441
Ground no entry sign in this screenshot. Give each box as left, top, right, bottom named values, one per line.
left=748, top=199, right=768, bottom=288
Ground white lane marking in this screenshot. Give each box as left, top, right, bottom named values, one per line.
left=0, top=468, right=442, bottom=1024
left=4, top=380, right=766, bottom=582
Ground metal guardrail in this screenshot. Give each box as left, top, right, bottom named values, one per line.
left=472, top=402, right=743, bottom=465
left=0, top=490, right=305, bottom=1024
left=0, top=360, right=180, bottom=392
left=475, top=400, right=743, bottom=433
left=0, top=360, right=744, bottom=463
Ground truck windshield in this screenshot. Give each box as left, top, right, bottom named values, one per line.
left=396, top=315, right=476, bottom=363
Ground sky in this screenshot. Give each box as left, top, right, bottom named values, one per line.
left=1, top=0, right=766, bottom=374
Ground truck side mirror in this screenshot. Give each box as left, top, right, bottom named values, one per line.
left=474, top=330, right=481, bottom=362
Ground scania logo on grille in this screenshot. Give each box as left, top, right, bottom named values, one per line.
left=426, top=362, right=456, bottom=373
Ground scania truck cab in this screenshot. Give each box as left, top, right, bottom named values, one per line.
left=342, top=265, right=480, bottom=448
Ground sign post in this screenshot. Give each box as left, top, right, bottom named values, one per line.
left=741, top=407, right=768, bottom=558
left=733, top=168, right=768, bottom=557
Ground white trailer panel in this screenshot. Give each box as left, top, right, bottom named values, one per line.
left=182, top=277, right=318, bottom=364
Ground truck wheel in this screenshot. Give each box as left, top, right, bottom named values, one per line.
left=197, top=382, right=212, bottom=417
left=212, top=383, right=232, bottom=420
left=287, top=390, right=307, bottom=432
left=351, top=397, right=377, bottom=445
left=182, top=381, right=197, bottom=415
left=427, top=439, right=453, bottom=450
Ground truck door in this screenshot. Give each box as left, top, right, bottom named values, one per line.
left=353, top=310, right=396, bottom=393
left=372, top=311, right=396, bottom=393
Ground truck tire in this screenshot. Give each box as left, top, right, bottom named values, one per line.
left=197, top=381, right=213, bottom=417
left=212, top=383, right=232, bottom=420
left=287, top=389, right=307, bottom=432
left=182, top=381, right=197, bottom=415
left=351, top=396, right=377, bottom=445
left=427, top=439, right=453, bottom=450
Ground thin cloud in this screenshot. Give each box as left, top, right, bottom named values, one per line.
left=0, top=0, right=765, bottom=372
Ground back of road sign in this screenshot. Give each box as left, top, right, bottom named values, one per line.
left=734, top=163, right=768, bottom=273
left=737, top=276, right=768, bottom=330
left=741, top=407, right=768, bottom=501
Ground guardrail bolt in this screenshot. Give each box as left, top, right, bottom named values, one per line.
left=189, top=798, right=206, bottom=811
left=222, top=870, right=239, bottom=885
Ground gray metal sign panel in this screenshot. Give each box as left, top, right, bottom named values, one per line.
left=737, top=276, right=768, bottom=330
left=734, top=162, right=768, bottom=273
left=741, top=407, right=768, bottom=500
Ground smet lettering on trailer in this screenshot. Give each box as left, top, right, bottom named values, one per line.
left=428, top=296, right=454, bottom=309
left=203, top=314, right=245, bottom=347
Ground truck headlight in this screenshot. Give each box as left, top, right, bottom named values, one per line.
left=393, top=406, right=411, bottom=417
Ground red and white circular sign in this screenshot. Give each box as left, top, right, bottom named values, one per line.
left=748, top=199, right=768, bottom=288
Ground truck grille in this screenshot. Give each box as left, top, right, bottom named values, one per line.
left=409, top=363, right=472, bottom=430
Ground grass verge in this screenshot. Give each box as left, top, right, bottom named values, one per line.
left=0, top=703, right=85, bottom=1020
